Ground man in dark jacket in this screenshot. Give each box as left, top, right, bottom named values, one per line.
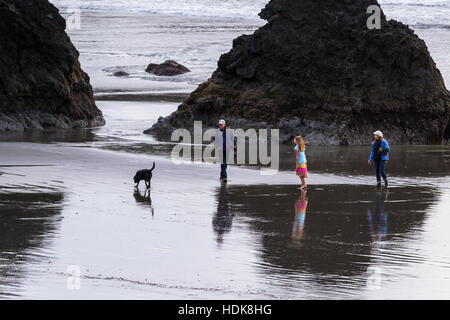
left=215, top=119, right=236, bottom=182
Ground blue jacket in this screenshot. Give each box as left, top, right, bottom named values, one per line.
left=369, top=140, right=390, bottom=162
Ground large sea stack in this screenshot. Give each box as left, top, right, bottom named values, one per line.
left=0, top=0, right=104, bottom=131
left=147, top=0, right=449, bottom=145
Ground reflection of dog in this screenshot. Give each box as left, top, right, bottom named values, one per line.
left=134, top=162, right=155, bottom=189
left=133, top=189, right=154, bottom=216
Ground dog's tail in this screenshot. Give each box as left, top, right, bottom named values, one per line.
left=150, top=161, right=155, bottom=172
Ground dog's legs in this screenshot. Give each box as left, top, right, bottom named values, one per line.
left=135, top=181, right=140, bottom=188
left=145, top=181, right=150, bottom=189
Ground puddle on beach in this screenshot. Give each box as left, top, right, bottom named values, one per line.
left=214, top=182, right=450, bottom=298
left=223, top=185, right=440, bottom=285
left=1, top=179, right=448, bottom=298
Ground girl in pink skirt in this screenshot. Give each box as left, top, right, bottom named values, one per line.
left=294, top=136, right=308, bottom=189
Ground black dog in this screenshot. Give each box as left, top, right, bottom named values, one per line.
left=134, top=162, right=155, bottom=189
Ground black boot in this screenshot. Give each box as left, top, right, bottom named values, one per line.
left=384, top=179, right=388, bottom=187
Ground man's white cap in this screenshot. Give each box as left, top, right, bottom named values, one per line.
left=218, top=119, right=226, bottom=125
left=373, top=130, right=383, bottom=138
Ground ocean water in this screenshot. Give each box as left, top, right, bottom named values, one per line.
left=48, top=0, right=450, bottom=95
left=51, top=0, right=450, bottom=26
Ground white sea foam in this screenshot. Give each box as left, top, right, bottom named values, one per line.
left=379, top=0, right=450, bottom=27
left=50, top=0, right=449, bottom=25
left=50, top=0, right=267, bottom=19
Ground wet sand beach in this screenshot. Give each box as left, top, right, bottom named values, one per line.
left=1, top=100, right=450, bottom=299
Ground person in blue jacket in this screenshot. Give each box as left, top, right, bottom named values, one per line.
left=368, top=130, right=390, bottom=187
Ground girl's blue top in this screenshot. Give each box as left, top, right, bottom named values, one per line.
left=369, top=140, right=390, bottom=162
left=295, top=145, right=307, bottom=164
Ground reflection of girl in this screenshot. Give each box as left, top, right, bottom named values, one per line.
left=294, top=136, right=308, bottom=190
left=292, top=190, right=308, bottom=242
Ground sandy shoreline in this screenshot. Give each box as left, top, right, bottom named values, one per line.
left=1, top=99, right=450, bottom=299
left=1, top=137, right=450, bottom=299
left=0, top=141, right=353, bottom=298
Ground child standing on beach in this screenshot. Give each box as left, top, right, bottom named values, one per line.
left=294, top=136, right=308, bottom=190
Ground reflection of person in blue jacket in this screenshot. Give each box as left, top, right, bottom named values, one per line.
left=368, top=190, right=388, bottom=242
left=368, top=130, right=390, bottom=188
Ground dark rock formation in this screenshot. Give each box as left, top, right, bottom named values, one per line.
left=445, top=123, right=450, bottom=144
left=145, top=60, right=191, bottom=76
left=147, top=0, right=449, bottom=145
left=0, top=0, right=104, bottom=131
left=113, top=71, right=129, bottom=77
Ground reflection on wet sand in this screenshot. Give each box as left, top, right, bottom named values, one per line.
left=225, top=184, right=438, bottom=295
left=0, top=129, right=98, bottom=144
left=292, top=190, right=308, bottom=243
left=0, top=192, right=64, bottom=298
left=212, top=183, right=234, bottom=245
left=368, top=190, right=389, bottom=242
left=133, top=189, right=154, bottom=216
left=1, top=97, right=448, bottom=299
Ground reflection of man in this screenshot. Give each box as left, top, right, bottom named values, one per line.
left=215, top=119, right=236, bottom=182
left=367, top=190, right=388, bottom=242
left=212, top=183, right=233, bottom=244
left=292, top=190, right=308, bottom=242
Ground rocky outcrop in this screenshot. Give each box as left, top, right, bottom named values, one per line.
left=113, top=71, right=129, bottom=77
left=147, top=0, right=449, bottom=145
left=146, top=60, right=191, bottom=76
left=0, top=0, right=104, bottom=132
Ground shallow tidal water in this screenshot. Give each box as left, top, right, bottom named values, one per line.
left=1, top=100, right=450, bottom=299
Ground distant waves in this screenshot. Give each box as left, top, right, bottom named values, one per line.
left=49, top=0, right=450, bottom=28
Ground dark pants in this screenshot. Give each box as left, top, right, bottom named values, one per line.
left=220, top=148, right=228, bottom=179
left=220, top=164, right=227, bottom=179
left=374, top=160, right=387, bottom=183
